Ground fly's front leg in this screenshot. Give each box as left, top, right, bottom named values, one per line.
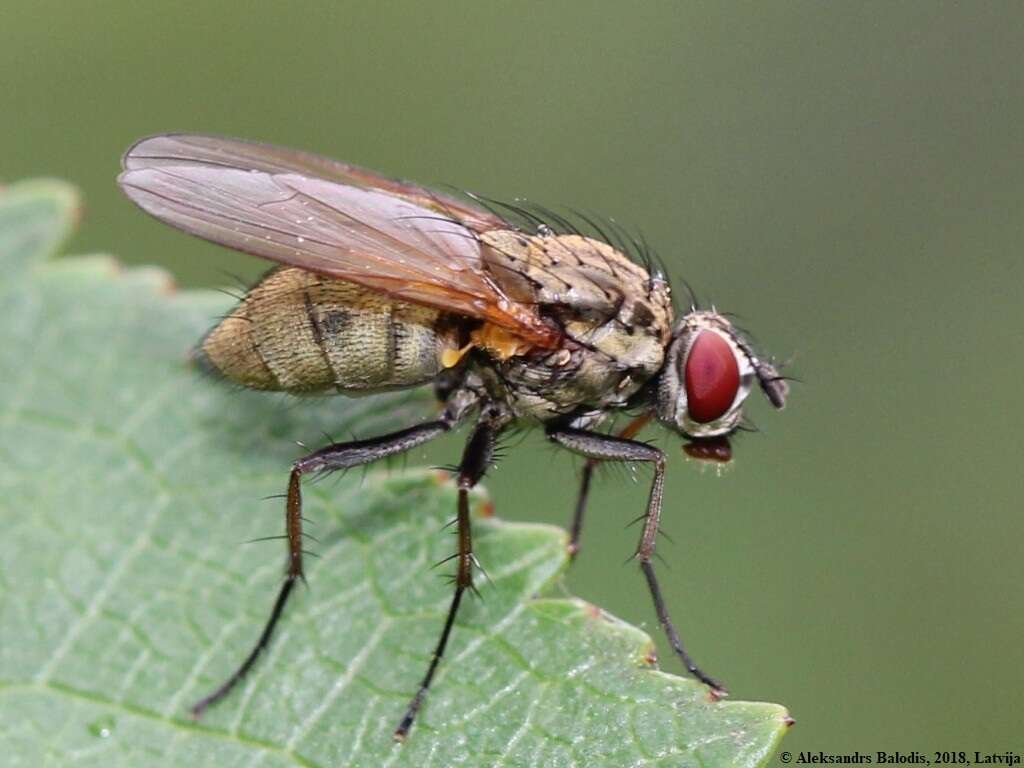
left=394, top=410, right=504, bottom=740
left=567, top=414, right=653, bottom=561
left=548, top=426, right=725, bottom=694
left=190, top=390, right=477, bottom=718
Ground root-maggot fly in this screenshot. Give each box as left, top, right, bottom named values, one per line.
left=118, top=134, right=790, bottom=740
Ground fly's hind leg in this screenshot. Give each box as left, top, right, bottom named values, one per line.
left=394, top=408, right=505, bottom=740
left=549, top=425, right=724, bottom=694
left=190, top=390, right=478, bottom=718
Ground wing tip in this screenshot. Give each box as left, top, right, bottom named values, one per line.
left=121, top=132, right=232, bottom=171
left=115, top=167, right=145, bottom=201
left=115, top=169, right=171, bottom=222
left=121, top=133, right=178, bottom=170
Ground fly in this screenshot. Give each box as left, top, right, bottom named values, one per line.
left=117, top=134, right=790, bottom=740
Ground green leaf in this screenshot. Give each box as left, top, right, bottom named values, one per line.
left=0, top=181, right=790, bottom=767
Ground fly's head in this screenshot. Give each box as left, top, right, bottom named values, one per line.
left=655, top=310, right=789, bottom=462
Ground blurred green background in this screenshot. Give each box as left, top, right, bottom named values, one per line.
left=4, top=0, right=1022, bottom=757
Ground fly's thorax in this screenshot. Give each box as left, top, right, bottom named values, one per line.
left=481, top=231, right=673, bottom=339
left=474, top=230, right=673, bottom=421
left=197, top=267, right=459, bottom=393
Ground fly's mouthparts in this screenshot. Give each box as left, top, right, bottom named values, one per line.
left=683, top=435, right=733, bottom=464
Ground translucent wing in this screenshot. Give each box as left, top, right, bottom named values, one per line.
left=118, top=134, right=559, bottom=347
left=121, top=134, right=507, bottom=231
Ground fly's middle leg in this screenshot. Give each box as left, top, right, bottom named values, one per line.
left=394, top=409, right=505, bottom=740
left=189, top=391, right=478, bottom=719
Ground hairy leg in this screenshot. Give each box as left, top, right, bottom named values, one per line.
left=566, top=414, right=652, bottom=560
left=190, top=392, right=477, bottom=717
left=548, top=426, right=724, bottom=692
left=394, top=411, right=504, bottom=740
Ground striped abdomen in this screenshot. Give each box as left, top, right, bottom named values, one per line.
left=198, top=267, right=459, bottom=393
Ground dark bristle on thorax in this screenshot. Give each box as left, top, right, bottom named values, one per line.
left=460, top=193, right=668, bottom=281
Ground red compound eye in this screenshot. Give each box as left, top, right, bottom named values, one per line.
left=684, top=330, right=740, bottom=423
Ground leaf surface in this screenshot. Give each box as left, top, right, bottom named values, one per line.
left=0, top=181, right=790, bottom=767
